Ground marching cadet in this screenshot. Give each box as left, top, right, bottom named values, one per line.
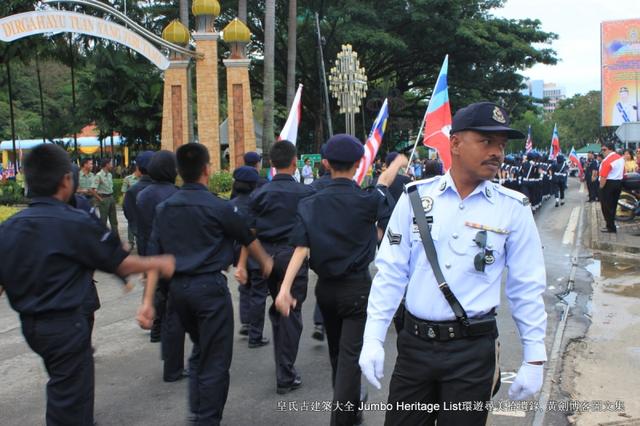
left=136, top=150, right=187, bottom=382
left=551, top=154, right=568, bottom=207
left=123, top=151, right=154, bottom=253
left=137, top=143, right=272, bottom=426
left=230, top=166, right=269, bottom=345
left=358, top=102, right=547, bottom=425
left=0, top=144, right=175, bottom=426
left=248, top=140, right=315, bottom=391
left=121, top=162, right=141, bottom=250
left=275, top=134, right=406, bottom=426
left=243, top=151, right=269, bottom=189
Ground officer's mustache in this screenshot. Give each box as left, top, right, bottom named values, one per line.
left=482, top=157, right=502, bottom=166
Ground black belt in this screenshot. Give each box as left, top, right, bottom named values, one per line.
left=404, top=310, right=497, bottom=342
left=20, top=309, right=79, bottom=321
left=98, top=193, right=113, bottom=197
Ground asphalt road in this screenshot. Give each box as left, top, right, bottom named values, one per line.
left=0, top=180, right=585, bottom=425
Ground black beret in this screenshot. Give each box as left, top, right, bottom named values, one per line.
left=135, top=151, right=154, bottom=171
left=451, top=102, right=525, bottom=139
left=324, top=134, right=364, bottom=162
left=243, top=151, right=261, bottom=165
left=233, top=165, right=259, bottom=183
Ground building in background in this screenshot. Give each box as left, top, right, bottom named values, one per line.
left=521, top=79, right=566, bottom=112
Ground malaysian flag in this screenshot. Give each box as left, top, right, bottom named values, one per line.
left=354, top=99, right=389, bottom=185
left=525, top=125, right=533, bottom=153
left=422, top=55, right=452, bottom=171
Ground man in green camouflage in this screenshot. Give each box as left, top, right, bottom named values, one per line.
left=95, top=158, right=119, bottom=238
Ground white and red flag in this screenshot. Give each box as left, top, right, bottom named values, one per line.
left=354, top=99, right=389, bottom=185
left=549, top=124, right=561, bottom=159
left=269, top=84, right=303, bottom=180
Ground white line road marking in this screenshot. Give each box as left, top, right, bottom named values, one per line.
left=562, top=207, right=581, bottom=245
left=579, top=182, right=585, bottom=193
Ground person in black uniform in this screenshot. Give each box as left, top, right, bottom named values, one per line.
left=247, top=140, right=315, bottom=393
left=0, top=144, right=175, bottom=426
left=244, top=151, right=268, bottom=188
left=123, top=151, right=154, bottom=251
left=137, top=143, right=273, bottom=426
left=551, top=154, right=568, bottom=207
left=136, top=150, right=187, bottom=382
left=308, top=143, right=330, bottom=341
left=275, top=134, right=407, bottom=426
left=585, top=151, right=599, bottom=202
left=230, top=166, right=269, bottom=346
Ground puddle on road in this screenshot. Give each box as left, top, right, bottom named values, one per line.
left=585, top=256, right=640, bottom=279
left=603, top=283, right=640, bottom=298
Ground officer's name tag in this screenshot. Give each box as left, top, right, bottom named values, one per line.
left=465, top=221, right=509, bottom=235
left=412, top=216, right=433, bottom=233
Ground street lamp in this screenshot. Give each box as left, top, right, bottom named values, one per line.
left=329, top=44, right=367, bottom=136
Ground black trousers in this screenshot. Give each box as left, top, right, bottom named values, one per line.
left=162, top=286, right=186, bottom=382
left=247, top=268, right=269, bottom=342
left=553, top=179, right=565, bottom=201
left=316, top=275, right=371, bottom=426
left=385, top=329, right=499, bottom=426
left=21, top=311, right=94, bottom=426
left=265, top=243, right=308, bottom=387
left=170, top=273, right=233, bottom=426
left=600, top=180, right=622, bottom=231
left=586, top=179, right=599, bottom=201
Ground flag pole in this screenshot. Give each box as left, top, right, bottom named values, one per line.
left=405, top=106, right=430, bottom=172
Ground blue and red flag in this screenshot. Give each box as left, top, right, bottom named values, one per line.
left=569, top=146, right=584, bottom=179
left=355, top=99, right=389, bottom=185
left=422, top=55, right=452, bottom=171
left=549, top=124, right=561, bottom=160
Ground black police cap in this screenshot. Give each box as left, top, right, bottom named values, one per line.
left=243, top=151, right=261, bottom=165
left=451, top=102, right=525, bottom=139
left=233, top=165, right=259, bottom=183
left=135, top=151, right=154, bottom=171
left=324, top=134, right=365, bottom=162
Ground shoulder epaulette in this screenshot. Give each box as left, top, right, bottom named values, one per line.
left=403, top=175, right=441, bottom=193
left=493, top=184, right=530, bottom=206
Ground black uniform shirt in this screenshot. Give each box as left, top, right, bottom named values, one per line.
left=123, top=175, right=154, bottom=232
left=289, top=178, right=392, bottom=278
left=230, top=192, right=259, bottom=270
left=249, top=174, right=315, bottom=243
left=148, top=183, right=255, bottom=274
left=136, top=182, right=178, bottom=255
left=309, top=174, right=332, bottom=191
left=387, top=174, right=412, bottom=204
left=586, top=159, right=598, bottom=181
left=0, top=197, right=128, bottom=315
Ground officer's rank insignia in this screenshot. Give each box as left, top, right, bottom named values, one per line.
left=492, top=106, right=506, bottom=124
left=439, top=181, right=446, bottom=191
left=485, top=187, right=492, bottom=198
left=421, top=196, right=434, bottom=213
left=387, top=228, right=402, bottom=245
left=427, top=327, right=436, bottom=338
left=522, top=197, right=530, bottom=206
left=484, top=250, right=495, bottom=265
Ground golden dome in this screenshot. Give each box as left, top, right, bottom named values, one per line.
left=162, top=20, right=190, bottom=46
left=222, top=18, right=251, bottom=43
left=192, top=0, right=220, bottom=17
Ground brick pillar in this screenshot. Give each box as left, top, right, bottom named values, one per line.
left=193, top=33, right=221, bottom=172
left=161, top=60, right=191, bottom=152
left=223, top=58, right=256, bottom=170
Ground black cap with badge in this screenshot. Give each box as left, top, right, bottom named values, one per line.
left=450, top=102, right=525, bottom=139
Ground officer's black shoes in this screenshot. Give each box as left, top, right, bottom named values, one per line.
left=312, top=324, right=325, bottom=341
left=238, top=323, right=249, bottom=336
left=149, top=332, right=161, bottom=343
left=164, top=369, right=190, bottom=382
left=561, top=200, right=565, bottom=205
left=248, top=337, right=270, bottom=348
left=600, top=227, right=617, bottom=233
left=276, top=377, right=302, bottom=395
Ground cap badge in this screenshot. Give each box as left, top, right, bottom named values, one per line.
left=492, top=106, right=506, bottom=124
left=421, top=196, right=434, bottom=213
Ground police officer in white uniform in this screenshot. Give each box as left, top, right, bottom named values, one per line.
left=359, top=102, right=547, bottom=425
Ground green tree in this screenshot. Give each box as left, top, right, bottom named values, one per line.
left=553, top=91, right=616, bottom=149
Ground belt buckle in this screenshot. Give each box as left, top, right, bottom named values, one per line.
left=427, top=326, right=436, bottom=339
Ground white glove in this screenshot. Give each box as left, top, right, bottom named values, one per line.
left=508, top=362, right=544, bottom=400
left=359, top=338, right=385, bottom=390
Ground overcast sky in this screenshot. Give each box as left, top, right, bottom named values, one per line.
left=493, top=0, right=640, bottom=97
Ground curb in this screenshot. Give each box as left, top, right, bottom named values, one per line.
left=589, top=202, right=640, bottom=255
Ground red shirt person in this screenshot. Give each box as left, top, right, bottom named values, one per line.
left=598, top=143, right=625, bottom=232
